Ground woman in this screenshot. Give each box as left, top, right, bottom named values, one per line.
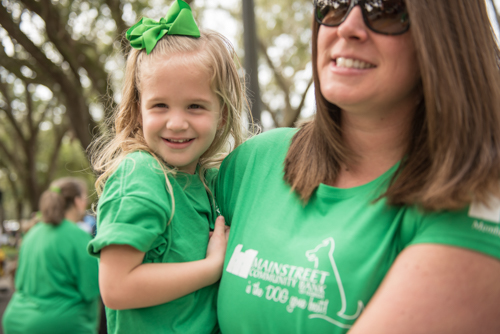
left=3, top=178, right=100, bottom=334
left=215, top=0, right=500, bottom=333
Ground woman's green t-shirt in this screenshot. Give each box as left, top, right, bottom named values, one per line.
left=215, top=128, right=500, bottom=333
left=2, top=219, right=100, bottom=334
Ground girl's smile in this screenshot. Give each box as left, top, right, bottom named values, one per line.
left=162, top=137, right=195, bottom=149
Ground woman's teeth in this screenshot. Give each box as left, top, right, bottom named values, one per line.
left=336, top=57, right=375, bottom=69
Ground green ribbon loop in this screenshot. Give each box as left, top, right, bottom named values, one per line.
left=126, top=0, right=200, bottom=54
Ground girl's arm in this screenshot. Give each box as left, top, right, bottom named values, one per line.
left=99, top=216, right=229, bottom=310
left=348, top=244, right=500, bottom=334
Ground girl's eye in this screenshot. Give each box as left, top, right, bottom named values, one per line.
left=154, top=103, right=168, bottom=108
left=189, top=104, right=202, bottom=109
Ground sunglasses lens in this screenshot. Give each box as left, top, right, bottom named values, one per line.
left=364, top=0, right=409, bottom=34
left=315, top=0, right=351, bottom=27
left=315, top=0, right=409, bottom=34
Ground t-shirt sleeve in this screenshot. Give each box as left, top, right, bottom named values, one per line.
left=88, top=153, right=171, bottom=257
left=403, top=204, right=500, bottom=260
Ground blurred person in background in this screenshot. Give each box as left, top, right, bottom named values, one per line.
left=2, top=177, right=100, bottom=334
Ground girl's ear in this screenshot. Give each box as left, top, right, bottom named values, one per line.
left=218, top=105, right=228, bottom=130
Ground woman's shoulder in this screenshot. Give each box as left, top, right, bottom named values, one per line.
left=234, top=127, right=297, bottom=155
left=59, top=219, right=93, bottom=242
left=219, top=128, right=297, bottom=175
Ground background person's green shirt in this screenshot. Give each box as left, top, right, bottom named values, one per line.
left=88, top=151, right=219, bottom=334
left=2, top=219, right=100, bottom=334
left=215, top=128, right=500, bottom=333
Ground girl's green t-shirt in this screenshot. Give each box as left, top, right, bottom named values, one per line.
left=215, top=128, right=500, bottom=333
left=2, top=219, right=100, bottom=334
left=88, top=151, right=219, bottom=334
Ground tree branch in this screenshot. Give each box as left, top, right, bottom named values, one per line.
left=33, top=99, right=56, bottom=138
left=0, top=47, right=53, bottom=87
left=43, top=123, right=69, bottom=189
left=0, top=4, right=72, bottom=89
left=20, top=0, right=110, bottom=98
left=24, top=80, right=35, bottom=134
left=0, top=3, right=94, bottom=148
left=105, top=0, right=129, bottom=54
left=0, top=81, right=26, bottom=142
left=283, top=77, right=313, bottom=127
left=0, top=134, right=24, bottom=177
left=257, top=37, right=292, bottom=109
left=260, top=98, right=280, bottom=127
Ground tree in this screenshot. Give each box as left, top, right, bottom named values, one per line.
left=255, top=0, right=314, bottom=128
left=0, top=68, right=70, bottom=219
left=1, top=0, right=100, bottom=148
left=196, top=0, right=313, bottom=129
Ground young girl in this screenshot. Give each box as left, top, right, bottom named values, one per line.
left=87, top=1, right=248, bottom=333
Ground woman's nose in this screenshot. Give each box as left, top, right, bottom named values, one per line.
left=336, top=6, right=368, bottom=41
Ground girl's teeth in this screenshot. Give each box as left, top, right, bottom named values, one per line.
left=169, top=139, right=190, bottom=143
left=336, top=57, right=374, bottom=69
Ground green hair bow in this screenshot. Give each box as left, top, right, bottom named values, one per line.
left=126, top=0, right=200, bottom=55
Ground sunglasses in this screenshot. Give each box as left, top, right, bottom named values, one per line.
left=314, top=0, right=410, bottom=35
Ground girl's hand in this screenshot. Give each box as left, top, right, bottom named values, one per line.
left=206, top=216, right=230, bottom=282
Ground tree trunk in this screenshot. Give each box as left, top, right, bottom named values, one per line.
left=242, top=0, right=261, bottom=124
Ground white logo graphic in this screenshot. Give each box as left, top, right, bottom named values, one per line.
left=226, top=244, right=258, bottom=278
left=469, top=194, right=500, bottom=223
left=226, top=239, right=364, bottom=329
left=305, top=238, right=364, bottom=328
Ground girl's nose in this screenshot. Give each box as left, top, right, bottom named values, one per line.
left=166, top=110, right=189, bottom=131
left=336, top=6, right=369, bottom=41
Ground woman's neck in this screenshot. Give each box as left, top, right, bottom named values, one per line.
left=331, top=107, right=413, bottom=188
left=64, top=208, right=80, bottom=223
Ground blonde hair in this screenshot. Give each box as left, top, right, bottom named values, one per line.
left=39, top=177, right=87, bottom=225
left=89, top=29, right=249, bottom=218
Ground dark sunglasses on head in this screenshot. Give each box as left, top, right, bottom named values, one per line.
left=314, top=0, right=410, bottom=35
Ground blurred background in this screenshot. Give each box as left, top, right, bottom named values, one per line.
left=0, top=0, right=499, bottom=323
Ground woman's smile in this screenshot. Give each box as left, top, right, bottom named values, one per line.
left=334, top=57, right=376, bottom=69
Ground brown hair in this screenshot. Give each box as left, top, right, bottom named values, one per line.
left=285, top=0, right=500, bottom=210
left=89, top=30, right=250, bottom=219
left=39, top=177, right=87, bottom=225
